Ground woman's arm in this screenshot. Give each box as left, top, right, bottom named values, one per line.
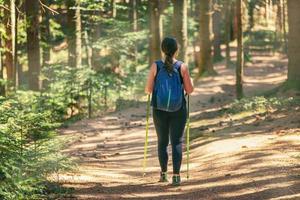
left=144, top=62, right=157, bottom=94
left=181, top=63, right=194, bottom=94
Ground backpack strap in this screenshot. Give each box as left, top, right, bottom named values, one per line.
left=154, top=60, right=163, bottom=82
left=174, top=61, right=184, bottom=84
left=154, top=60, right=184, bottom=83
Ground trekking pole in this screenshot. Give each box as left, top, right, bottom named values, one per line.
left=186, top=95, right=190, bottom=179
left=143, top=94, right=151, bottom=177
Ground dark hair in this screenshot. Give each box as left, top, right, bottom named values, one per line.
left=161, top=37, right=178, bottom=73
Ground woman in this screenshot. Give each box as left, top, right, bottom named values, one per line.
left=145, top=37, right=194, bottom=186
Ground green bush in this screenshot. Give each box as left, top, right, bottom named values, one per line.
left=223, top=96, right=299, bottom=114
left=0, top=93, right=74, bottom=199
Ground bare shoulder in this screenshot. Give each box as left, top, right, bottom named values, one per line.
left=180, top=62, right=188, bottom=74
left=150, top=62, right=157, bottom=76
left=151, top=62, right=157, bottom=69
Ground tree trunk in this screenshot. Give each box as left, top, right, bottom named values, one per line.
left=41, top=2, right=51, bottom=89
left=66, top=0, right=76, bottom=67
left=265, top=0, right=269, bottom=27
left=75, top=0, right=82, bottom=68
left=231, top=1, right=237, bottom=41
left=111, top=0, right=117, bottom=18
left=275, top=0, right=283, bottom=49
left=129, top=0, right=138, bottom=67
left=41, top=9, right=51, bottom=67
left=129, top=0, right=138, bottom=32
left=84, top=31, right=92, bottom=69
left=15, top=0, right=19, bottom=88
left=0, top=37, right=5, bottom=96
left=16, top=0, right=24, bottom=88
left=225, top=0, right=232, bottom=68
left=236, top=0, right=244, bottom=99
left=248, top=0, right=255, bottom=31
left=282, top=0, right=288, bottom=53
left=3, top=0, right=16, bottom=91
left=193, top=0, right=201, bottom=73
left=172, top=0, right=188, bottom=63
left=276, top=0, right=283, bottom=35
left=149, top=0, right=162, bottom=65
left=10, top=0, right=16, bottom=90
left=4, top=2, right=13, bottom=89
left=287, top=0, right=300, bottom=87
left=198, top=0, right=215, bottom=76
left=212, top=0, right=222, bottom=62
left=25, top=0, right=41, bottom=91
left=269, top=0, right=273, bottom=25
left=91, top=23, right=101, bottom=71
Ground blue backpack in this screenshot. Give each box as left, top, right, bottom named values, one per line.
left=151, top=60, right=184, bottom=112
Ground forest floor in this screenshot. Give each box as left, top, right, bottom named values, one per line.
left=58, top=53, right=300, bottom=200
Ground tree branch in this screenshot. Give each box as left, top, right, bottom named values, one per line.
left=0, top=5, right=10, bottom=11
left=39, top=0, right=59, bottom=15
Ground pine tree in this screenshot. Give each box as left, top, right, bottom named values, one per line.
left=236, top=0, right=244, bottom=99
left=25, top=0, right=41, bottom=90
left=287, top=0, right=300, bottom=88
left=198, top=0, right=215, bottom=75
left=172, top=0, right=188, bottom=63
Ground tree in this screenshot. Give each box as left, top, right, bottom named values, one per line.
left=212, top=0, right=222, bottom=62
left=75, top=0, right=82, bottom=68
left=66, top=0, right=76, bottom=68
left=129, top=0, right=138, bottom=32
left=15, top=0, right=19, bottom=88
left=276, top=0, right=283, bottom=39
left=172, top=0, right=188, bottom=63
left=248, top=0, right=255, bottom=31
left=236, top=0, right=244, bottom=99
left=282, top=0, right=288, bottom=52
left=265, top=0, right=273, bottom=28
left=0, top=37, right=5, bottom=96
left=3, top=0, right=16, bottom=91
left=129, top=0, right=138, bottom=66
left=193, top=0, right=201, bottom=73
left=287, top=0, right=300, bottom=88
left=149, top=0, right=162, bottom=65
left=91, top=23, right=101, bottom=71
left=225, top=0, right=232, bottom=68
left=41, top=5, right=51, bottom=67
left=25, top=0, right=41, bottom=91
left=111, top=0, right=117, bottom=18
left=198, top=0, right=215, bottom=75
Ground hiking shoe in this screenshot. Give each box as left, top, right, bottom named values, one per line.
left=159, top=172, right=168, bottom=182
left=172, top=175, right=181, bottom=186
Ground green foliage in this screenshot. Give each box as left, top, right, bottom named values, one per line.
left=223, top=96, right=300, bottom=114
left=244, top=30, right=278, bottom=49
left=42, top=64, right=117, bottom=116
left=92, top=19, right=148, bottom=70
left=49, top=18, right=65, bottom=42
left=0, top=93, right=74, bottom=200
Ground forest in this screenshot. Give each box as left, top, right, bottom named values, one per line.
left=0, top=0, right=300, bottom=199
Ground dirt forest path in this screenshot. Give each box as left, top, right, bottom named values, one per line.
left=59, top=54, right=300, bottom=200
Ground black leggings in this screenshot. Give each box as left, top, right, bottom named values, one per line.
left=152, top=103, right=187, bottom=174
